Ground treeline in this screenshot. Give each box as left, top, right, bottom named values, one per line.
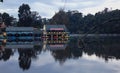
left=0, top=3, right=120, bottom=33
left=49, top=8, right=120, bottom=34
left=0, top=4, right=43, bottom=28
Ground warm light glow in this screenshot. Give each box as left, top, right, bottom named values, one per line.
left=3, top=32, right=6, bottom=36
left=3, top=39, right=6, bottom=43
left=50, top=28, right=64, bottom=30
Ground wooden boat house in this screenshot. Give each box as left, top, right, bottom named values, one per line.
left=42, top=25, right=69, bottom=40
left=6, top=27, right=41, bottom=42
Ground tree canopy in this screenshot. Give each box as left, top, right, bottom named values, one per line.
left=1, top=3, right=120, bottom=34
left=18, top=4, right=42, bottom=27
left=49, top=8, right=120, bottom=34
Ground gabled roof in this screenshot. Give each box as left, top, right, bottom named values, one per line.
left=6, top=27, right=34, bottom=32
left=45, top=25, right=68, bottom=31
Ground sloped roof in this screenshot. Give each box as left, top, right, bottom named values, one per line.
left=6, top=27, right=34, bottom=32
left=45, top=25, right=68, bottom=31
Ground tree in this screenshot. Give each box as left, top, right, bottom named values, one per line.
left=18, top=4, right=32, bottom=26
left=50, top=9, right=69, bottom=25
left=0, top=0, right=3, bottom=2
left=67, top=11, right=83, bottom=33
left=31, top=11, right=42, bottom=28
left=2, top=12, right=13, bottom=26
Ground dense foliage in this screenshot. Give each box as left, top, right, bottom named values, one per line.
left=49, top=8, right=120, bottom=34
left=18, top=4, right=42, bottom=28
left=0, top=12, right=15, bottom=26
left=1, top=3, right=120, bottom=33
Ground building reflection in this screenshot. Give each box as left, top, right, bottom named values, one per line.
left=0, top=36, right=120, bottom=70
left=0, top=38, right=43, bottom=70
left=0, top=37, right=70, bottom=70
left=43, top=38, right=70, bottom=64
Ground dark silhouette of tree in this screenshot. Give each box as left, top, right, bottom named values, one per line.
left=50, top=38, right=83, bottom=64
left=18, top=4, right=42, bottom=27
left=18, top=49, right=33, bottom=70
left=18, top=4, right=32, bottom=27
left=79, top=37, right=120, bottom=62
left=51, top=37, right=120, bottom=63
left=51, top=49, right=71, bottom=64
left=0, top=0, right=3, bottom=2
left=18, top=46, right=42, bottom=70
left=50, top=9, right=69, bottom=27
left=2, top=12, right=13, bottom=26
left=0, top=49, right=13, bottom=61
left=49, top=8, right=120, bottom=34
left=31, top=11, right=42, bottom=28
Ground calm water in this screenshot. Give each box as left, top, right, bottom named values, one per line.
left=0, top=36, right=120, bottom=73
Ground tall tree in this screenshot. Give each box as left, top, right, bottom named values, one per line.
left=2, top=12, right=13, bottom=26
left=18, top=4, right=32, bottom=26
left=50, top=9, right=69, bottom=25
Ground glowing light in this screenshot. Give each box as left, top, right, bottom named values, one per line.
left=50, top=28, right=64, bottom=30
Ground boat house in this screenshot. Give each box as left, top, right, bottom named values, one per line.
left=6, top=27, right=41, bottom=42
left=43, top=25, right=69, bottom=40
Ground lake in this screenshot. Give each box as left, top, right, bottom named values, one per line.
left=0, top=36, right=120, bottom=73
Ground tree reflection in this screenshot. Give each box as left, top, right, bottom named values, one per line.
left=51, top=49, right=71, bottom=64
left=18, top=45, right=42, bottom=70
left=18, top=49, right=32, bottom=70
left=49, top=38, right=82, bottom=64
left=0, top=37, right=120, bottom=70
left=0, top=47, right=13, bottom=61
left=79, top=37, right=120, bottom=62
left=0, top=41, right=42, bottom=70
left=51, top=37, right=120, bottom=63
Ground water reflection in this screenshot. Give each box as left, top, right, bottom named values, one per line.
left=81, top=37, right=120, bottom=61
left=0, top=36, right=120, bottom=71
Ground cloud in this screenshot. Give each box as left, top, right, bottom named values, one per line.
left=32, top=52, right=54, bottom=67
left=30, top=2, right=57, bottom=18
left=0, top=49, right=120, bottom=73
left=80, top=0, right=120, bottom=15
left=0, top=0, right=120, bottom=18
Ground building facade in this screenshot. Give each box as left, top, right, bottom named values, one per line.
left=43, top=25, right=69, bottom=40
left=6, top=27, right=41, bottom=42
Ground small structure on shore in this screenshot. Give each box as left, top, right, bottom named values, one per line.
left=6, top=27, right=41, bottom=42
left=42, top=25, right=69, bottom=40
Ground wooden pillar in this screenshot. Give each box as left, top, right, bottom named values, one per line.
left=51, top=34, right=53, bottom=40
left=57, top=33, right=58, bottom=41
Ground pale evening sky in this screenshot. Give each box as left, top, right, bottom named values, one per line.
left=0, top=0, right=120, bottom=18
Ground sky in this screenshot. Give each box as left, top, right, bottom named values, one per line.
left=0, top=0, right=120, bottom=18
